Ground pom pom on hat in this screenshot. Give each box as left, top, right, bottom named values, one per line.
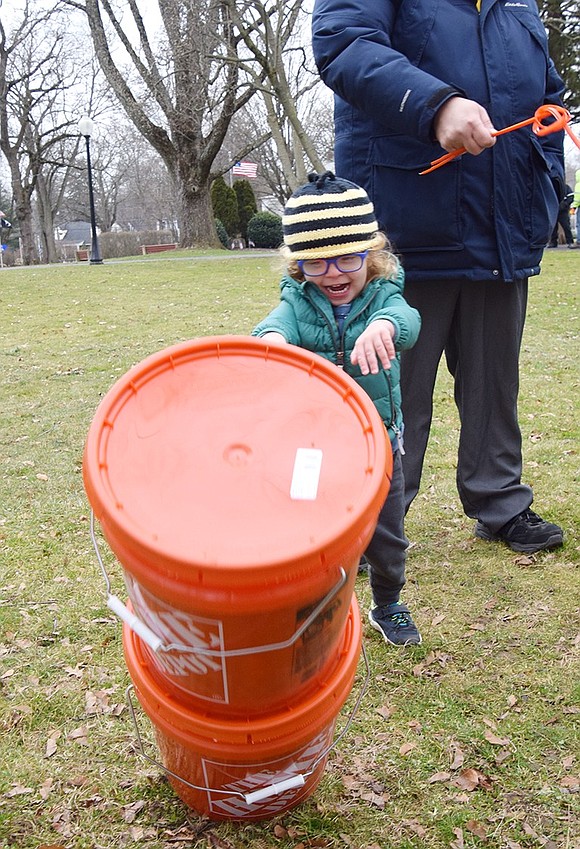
left=282, top=171, right=382, bottom=259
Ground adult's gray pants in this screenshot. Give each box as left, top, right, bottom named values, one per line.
left=400, top=277, right=533, bottom=533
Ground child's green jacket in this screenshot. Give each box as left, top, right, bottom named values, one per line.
left=252, top=263, right=421, bottom=447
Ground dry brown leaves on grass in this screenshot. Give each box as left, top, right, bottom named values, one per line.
left=1, top=254, right=578, bottom=849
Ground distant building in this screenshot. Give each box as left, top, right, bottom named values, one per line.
left=55, top=221, right=97, bottom=261
left=55, top=221, right=94, bottom=247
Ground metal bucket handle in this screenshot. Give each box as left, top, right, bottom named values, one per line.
left=125, top=639, right=370, bottom=806
left=91, top=510, right=349, bottom=656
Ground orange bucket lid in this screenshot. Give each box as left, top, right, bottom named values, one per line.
left=83, top=336, right=391, bottom=584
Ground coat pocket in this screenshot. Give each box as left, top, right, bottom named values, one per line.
left=368, top=134, right=464, bottom=253
left=526, top=134, right=560, bottom=250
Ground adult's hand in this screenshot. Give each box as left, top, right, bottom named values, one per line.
left=434, top=97, right=496, bottom=155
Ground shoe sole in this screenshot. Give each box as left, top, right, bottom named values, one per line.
left=368, top=611, right=422, bottom=646
left=475, top=525, right=564, bottom=554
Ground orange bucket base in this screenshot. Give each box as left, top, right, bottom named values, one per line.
left=124, top=597, right=362, bottom=821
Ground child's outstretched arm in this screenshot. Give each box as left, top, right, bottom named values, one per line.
left=350, top=319, right=396, bottom=375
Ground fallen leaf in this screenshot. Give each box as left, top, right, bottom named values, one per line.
left=560, top=775, right=580, bottom=790
left=360, top=790, right=387, bottom=808
left=64, top=665, right=84, bottom=679
left=399, top=742, right=417, bottom=756
left=450, top=792, right=471, bottom=803
left=495, top=749, right=511, bottom=764
left=449, top=743, right=465, bottom=770
left=514, top=554, right=535, bottom=565
left=39, top=779, right=54, bottom=800
left=431, top=613, right=446, bottom=627
left=452, top=768, right=492, bottom=792
left=522, top=823, right=539, bottom=838
left=466, top=820, right=487, bottom=840
left=450, top=827, right=465, bottom=849
left=376, top=704, right=396, bottom=720
left=45, top=730, right=61, bottom=758
left=484, top=729, right=511, bottom=747
left=122, top=800, right=146, bottom=823
left=427, top=771, right=451, bottom=783
left=6, top=784, right=34, bottom=797
left=85, top=690, right=110, bottom=714
left=401, top=819, right=427, bottom=838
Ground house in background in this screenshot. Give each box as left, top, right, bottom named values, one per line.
left=55, top=221, right=95, bottom=261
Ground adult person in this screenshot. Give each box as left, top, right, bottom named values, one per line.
left=548, top=184, right=576, bottom=248
left=312, top=0, right=565, bottom=553
left=572, top=169, right=580, bottom=243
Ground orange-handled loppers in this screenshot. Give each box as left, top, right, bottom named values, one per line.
left=420, top=104, right=580, bottom=175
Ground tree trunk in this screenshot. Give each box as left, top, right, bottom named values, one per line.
left=36, top=171, right=59, bottom=263
left=10, top=176, right=37, bottom=265
left=179, top=179, right=222, bottom=248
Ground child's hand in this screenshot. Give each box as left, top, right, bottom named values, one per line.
left=350, top=320, right=396, bottom=375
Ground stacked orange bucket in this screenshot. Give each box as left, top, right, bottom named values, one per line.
left=83, top=336, right=392, bottom=821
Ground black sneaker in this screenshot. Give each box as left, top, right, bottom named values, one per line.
left=368, top=603, right=422, bottom=646
left=358, top=555, right=369, bottom=574
left=475, top=509, right=563, bottom=553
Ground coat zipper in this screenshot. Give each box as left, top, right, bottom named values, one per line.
left=304, top=287, right=404, bottom=451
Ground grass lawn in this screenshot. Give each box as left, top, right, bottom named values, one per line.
left=0, top=249, right=578, bottom=849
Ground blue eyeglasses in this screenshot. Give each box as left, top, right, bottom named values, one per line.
left=297, top=251, right=368, bottom=277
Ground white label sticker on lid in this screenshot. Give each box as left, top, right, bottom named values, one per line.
left=290, top=448, right=323, bottom=500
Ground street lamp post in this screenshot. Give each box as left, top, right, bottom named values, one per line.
left=78, top=116, right=103, bottom=265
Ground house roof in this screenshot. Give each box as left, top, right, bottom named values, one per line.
left=59, top=221, right=92, bottom=246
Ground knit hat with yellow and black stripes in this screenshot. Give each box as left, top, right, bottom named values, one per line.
left=282, top=171, right=382, bottom=259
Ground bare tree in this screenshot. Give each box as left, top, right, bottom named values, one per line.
left=222, top=0, right=326, bottom=190
left=63, top=0, right=266, bottom=247
left=225, top=88, right=334, bottom=207
left=0, top=4, right=76, bottom=264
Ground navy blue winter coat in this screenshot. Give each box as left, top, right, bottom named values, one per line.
left=312, top=0, right=566, bottom=283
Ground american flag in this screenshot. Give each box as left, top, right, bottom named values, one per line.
left=232, top=161, right=258, bottom=178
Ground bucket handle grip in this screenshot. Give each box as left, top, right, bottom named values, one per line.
left=243, top=775, right=306, bottom=805
left=107, top=595, right=164, bottom=653
left=91, top=510, right=349, bottom=658
left=125, top=639, right=370, bottom=806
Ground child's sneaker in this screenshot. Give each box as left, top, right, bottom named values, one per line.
left=368, top=603, right=422, bottom=646
left=357, top=555, right=369, bottom=574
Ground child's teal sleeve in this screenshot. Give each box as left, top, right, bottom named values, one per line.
left=252, top=302, right=301, bottom=346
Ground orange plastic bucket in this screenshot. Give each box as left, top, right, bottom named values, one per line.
left=123, top=596, right=363, bottom=821
left=84, top=336, right=391, bottom=713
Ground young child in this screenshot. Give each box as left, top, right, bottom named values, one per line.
left=252, top=171, right=422, bottom=646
